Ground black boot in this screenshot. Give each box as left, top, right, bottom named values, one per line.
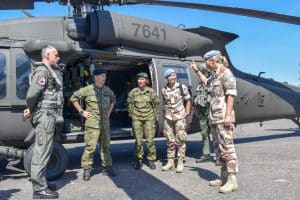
left=195, top=154, right=211, bottom=163
left=33, top=188, right=59, bottom=199
left=83, top=169, right=92, bottom=181
left=134, top=160, right=143, bottom=170
left=102, top=167, right=117, bottom=177
left=148, top=160, right=156, bottom=170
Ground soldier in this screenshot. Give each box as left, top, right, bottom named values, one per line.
left=193, top=70, right=217, bottom=164
left=127, top=72, right=160, bottom=170
left=161, top=69, right=191, bottom=173
left=70, top=68, right=116, bottom=181
left=191, top=50, right=239, bottom=193
left=23, top=45, right=62, bottom=199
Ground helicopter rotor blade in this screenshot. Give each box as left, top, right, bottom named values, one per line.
left=123, top=0, right=300, bottom=25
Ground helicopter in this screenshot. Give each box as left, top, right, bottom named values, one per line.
left=0, top=0, right=300, bottom=180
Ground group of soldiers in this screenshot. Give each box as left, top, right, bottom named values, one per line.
left=23, top=46, right=239, bottom=199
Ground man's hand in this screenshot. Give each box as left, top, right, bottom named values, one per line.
left=81, top=110, right=90, bottom=119
left=23, top=108, right=31, bottom=119
left=224, top=114, right=232, bottom=128
left=190, top=59, right=198, bottom=72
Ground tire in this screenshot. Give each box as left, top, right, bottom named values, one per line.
left=23, top=142, right=69, bottom=181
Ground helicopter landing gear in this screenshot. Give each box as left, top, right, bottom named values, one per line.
left=23, top=142, right=69, bottom=181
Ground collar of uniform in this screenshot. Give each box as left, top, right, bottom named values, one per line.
left=137, top=86, right=149, bottom=93
left=94, top=84, right=104, bottom=90
left=215, top=65, right=225, bottom=76
left=167, top=82, right=179, bottom=90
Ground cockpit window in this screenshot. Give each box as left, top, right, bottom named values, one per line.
left=16, top=54, right=31, bottom=100
left=162, top=64, right=191, bottom=86
left=0, top=53, right=6, bottom=100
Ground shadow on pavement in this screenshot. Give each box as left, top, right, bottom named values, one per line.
left=0, top=189, right=21, bottom=200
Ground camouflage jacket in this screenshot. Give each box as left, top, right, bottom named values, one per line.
left=70, top=84, right=116, bottom=129
left=127, top=87, right=160, bottom=121
left=26, top=64, right=63, bottom=114
left=207, top=66, right=237, bottom=124
left=162, top=82, right=190, bottom=121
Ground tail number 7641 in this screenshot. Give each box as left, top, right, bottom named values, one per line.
left=132, top=23, right=167, bottom=40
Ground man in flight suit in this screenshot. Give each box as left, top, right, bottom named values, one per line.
left=24, top=45, right=62, bottom=199
left=70, top=68, right=116, bottom=181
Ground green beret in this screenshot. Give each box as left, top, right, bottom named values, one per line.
left=136, top=72, right=148, bottom=78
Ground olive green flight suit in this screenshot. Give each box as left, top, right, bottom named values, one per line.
left=70, top=84, right=116, bottom=169
left=26, top=64, right=63, bottom=192
left=127, top=87, right=160, bottom=161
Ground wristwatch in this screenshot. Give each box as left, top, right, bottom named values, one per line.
left=79, top=110, right=84, bottom=115
left=194, top=69, right=199, bottom=73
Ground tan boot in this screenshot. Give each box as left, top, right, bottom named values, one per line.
left=219, top=173, right=238, bottom=193
left=209, top=167, right=228, bottom=186
left=162, top=159, right=174, bottom=171
left=176, top=158, right=184, bottom=173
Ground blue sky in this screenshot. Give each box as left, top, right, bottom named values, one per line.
left=0, top=1, right=299, bottom=85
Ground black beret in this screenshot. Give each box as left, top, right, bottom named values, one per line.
left=93, top=68, right=107, bottom=75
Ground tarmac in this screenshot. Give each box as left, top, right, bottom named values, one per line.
left=0, top=119, right=300, bottom=200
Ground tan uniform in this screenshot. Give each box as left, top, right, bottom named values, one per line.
left=162, top=82, right=190, bottom=159
left=208, top=66, right=238, bottom=173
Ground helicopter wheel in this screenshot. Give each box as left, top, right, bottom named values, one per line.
left=23, top=142, right=69, bottom=181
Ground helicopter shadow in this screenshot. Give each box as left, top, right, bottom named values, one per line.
left=0, top=189, right=21, bottom=200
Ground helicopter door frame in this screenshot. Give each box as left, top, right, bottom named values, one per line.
left=0, top=47, right=10, bottom=107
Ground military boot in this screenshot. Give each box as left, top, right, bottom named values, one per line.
left=176, top=158, right=184, bottom=173
left=83, top=169, right=92, bottom=181
left=209, top=167, right=227, bottom=186
left=162, top=159, right=174, bottom=171
left=219, top=173, right=238, bottom=193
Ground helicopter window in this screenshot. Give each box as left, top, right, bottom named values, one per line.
left=16, top=54, right=31, bottom=100
left=0, top=53, right=6, bottom=100
left=162, top=64, right=191, bottom=87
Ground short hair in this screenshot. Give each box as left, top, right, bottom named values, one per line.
left=41, top=45, right=57, bottom=58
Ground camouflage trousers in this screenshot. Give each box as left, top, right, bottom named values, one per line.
left=132, top=119, right=156, bottom=161
left=198, top=106, right=214, bottom=156
left=81, top=126, right=112, bottom=169
left=163, top=118, right=187, bottom=159
left=31, top=109, right=56, bottom=192
left=211, top=123, right=238, bottom=173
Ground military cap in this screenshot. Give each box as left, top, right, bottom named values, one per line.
left=93, top=68, right=107, bottom=75
left=136, top=72, right=148, bottom=78
left=203, top=50, right=222, bottom=61
left=164, top=68, right=176, bottom=78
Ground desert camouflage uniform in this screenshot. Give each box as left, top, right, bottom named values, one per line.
left=208, top=66, right=238, bottom=173
left=127, top=87, right=160, bottom=161
left=26, top=64, right=63, bottom=192
left=162, top=82, right=190, bottom=159
left=70, top=84, right=115, bottom=169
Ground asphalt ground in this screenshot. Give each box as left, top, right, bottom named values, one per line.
left=1, top=119, right=300, bottom=200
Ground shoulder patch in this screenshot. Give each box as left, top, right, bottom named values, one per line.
left=229, top=76, right=236, bottom=83
left=37, top=76, right=46, bottom=86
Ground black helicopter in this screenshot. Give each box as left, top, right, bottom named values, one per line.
left=0, top=0, right=300, bottom=180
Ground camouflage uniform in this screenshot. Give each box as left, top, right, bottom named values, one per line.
left=208, top=66, right=238, bottom=173
left=194, top=82, right=215, bottom=158
left=162, top=82, right=190, bottom=160
left=70, top=84, right=116, bottom=169
left=127, top=87, right=160, bottom=161
left=26, top=63, right=63, bottom=192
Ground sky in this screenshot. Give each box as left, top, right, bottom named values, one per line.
left=0, top=0, right=299, bottom=85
